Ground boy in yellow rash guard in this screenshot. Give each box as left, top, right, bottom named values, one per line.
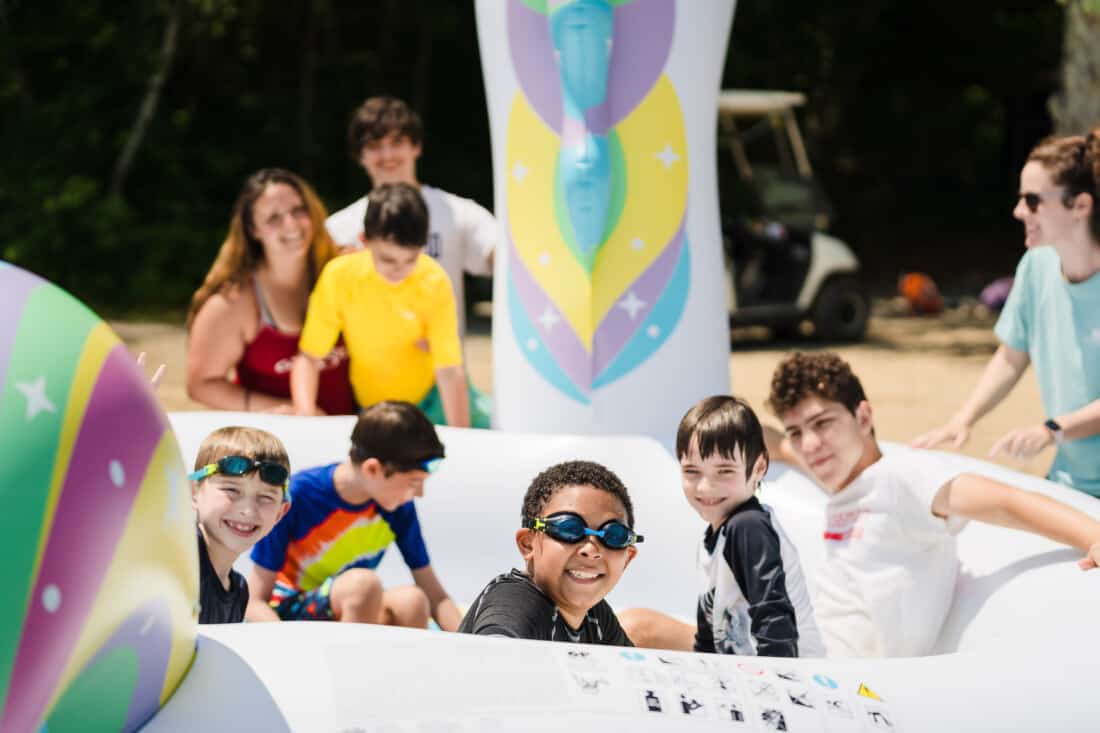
left=292, top=183, right=486, bottom=426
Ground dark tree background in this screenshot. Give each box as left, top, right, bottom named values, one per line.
left=0, top=1, right=1066, bottom=313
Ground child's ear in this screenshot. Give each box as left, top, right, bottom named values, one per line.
left=515, top=528, right=536, bottom=562
left=190, top=483, right=200, bottom=510
left=275, top=500, right=291, bottom=523
left=360, top=458, right=383, bottom=480
left=855, top=400, right=874, bottom=435
left=623, top=544, right=638, bottom=570
left=358, top=231, right=369, bottom=248
left=750, top=454, right=768, bottom=485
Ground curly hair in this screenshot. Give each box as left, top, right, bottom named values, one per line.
left=767, top=352, right=868, bottom=417
left=521, top=460, right=635, bottom=528
left=1027, top=123, right=1100, bottom=243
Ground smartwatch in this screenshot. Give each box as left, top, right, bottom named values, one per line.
left=1044, top=418, right=1064, bottom=444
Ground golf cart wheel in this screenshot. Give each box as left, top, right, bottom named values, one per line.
left=811, top=275, right=869, bottom=341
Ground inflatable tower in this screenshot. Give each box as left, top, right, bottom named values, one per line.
left=477, top=0, right=736, bottom=440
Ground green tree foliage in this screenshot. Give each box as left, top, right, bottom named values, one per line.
left=0, top=0, right=486, bottom=311
left=0, top=2, right=1069, bottom=309
left=723, top=1, right=1064, bottom=288
left=1050, top=0, right=1100, bottom=135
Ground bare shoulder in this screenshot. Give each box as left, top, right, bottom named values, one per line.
left=192, top=282, right=257, bottom=335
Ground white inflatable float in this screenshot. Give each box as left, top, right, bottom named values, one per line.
left=147, top=413, right=1100, bottom=732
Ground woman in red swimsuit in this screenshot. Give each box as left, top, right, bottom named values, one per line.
left=186, top=169, right=356, bottom=415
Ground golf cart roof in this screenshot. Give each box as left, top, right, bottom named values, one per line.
left=718, top=90, right=807, bottom=117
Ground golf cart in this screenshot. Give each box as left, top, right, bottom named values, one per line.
left=718, top=89, right=869, bottom=341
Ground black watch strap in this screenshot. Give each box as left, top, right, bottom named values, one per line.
left=1044, top=418, right=1064, bottom=444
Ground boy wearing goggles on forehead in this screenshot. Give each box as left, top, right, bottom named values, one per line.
left=459, top=461, right=640, bottom=645
left=189, top=426, right=292, bottom=624
left=247, top=401, right=461, bottom=630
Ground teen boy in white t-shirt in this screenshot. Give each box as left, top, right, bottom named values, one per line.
left=326, top=95, right=496, bottom=338
left=767, top=352, right=1100, bottom=657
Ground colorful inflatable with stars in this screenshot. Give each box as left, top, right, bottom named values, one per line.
left=479, top=0, right=735, bottom=439
left=0, top=262, right=197, bottom=732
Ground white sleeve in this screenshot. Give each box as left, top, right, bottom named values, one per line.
left=325, top=198, right=368, bottom=248
left=893, top=447, right=969, bottom=536
left=456, top=196, right=498, bottom=277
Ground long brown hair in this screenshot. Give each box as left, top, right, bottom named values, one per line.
left=1027, top=122, right=1100, bottom=243
left=187, top=168, right=338, bottom=328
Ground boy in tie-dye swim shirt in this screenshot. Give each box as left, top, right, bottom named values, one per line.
left=247, top=401, right=461, bottom=630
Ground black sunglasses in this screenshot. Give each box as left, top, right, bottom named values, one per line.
left=524, top=511, right=643, bottom=550
left=188, top=455, right=289, bottom=491
left=1018, top=191, right=1071, bottom=214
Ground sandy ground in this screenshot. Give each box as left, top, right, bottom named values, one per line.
left=111, top=300, right=1054, bottom=479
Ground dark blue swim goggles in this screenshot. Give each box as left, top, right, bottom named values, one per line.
left=524, top=512, right=643, bottom=550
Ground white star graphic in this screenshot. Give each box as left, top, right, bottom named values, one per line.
left=538, top=305, right=561, bottom=331
left=655, top=144, right=681, bottom=169
left=618, top=291, right=647, bottom=320
left=16, top=376, right=57, bottom=420
left=647, top=325, right=661, bottom=338
left=109, top=460, right=125, bottom=488
left=538, top=251, right=551, bottom=266
left=512, top=161, right=529, bottom=182
left=1091, top=327, right=1100, bottom=344
left=526, top=337, right=539, bottom=351
left=631, top=238, right=645, bottom=251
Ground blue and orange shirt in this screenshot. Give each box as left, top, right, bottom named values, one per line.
left=250, top=463, right=430, bottom=603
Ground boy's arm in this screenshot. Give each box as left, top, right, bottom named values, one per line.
left=410, top=565, right=462, bottom=632
left=290, top=354, right=326, bottom=416
left=245, top=566, right=281, bottom=622
left=726, top=515, right=799, bottom=657
left=931, top=472, right=1100, bottom=568
left=434, top=365, right=471, bottom=428
left=763, top=424, right=808, bottom=474
left=694, top=599, right=716, bottom=653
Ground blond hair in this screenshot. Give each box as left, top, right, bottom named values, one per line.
left=193, top=426, right=290, bottom=473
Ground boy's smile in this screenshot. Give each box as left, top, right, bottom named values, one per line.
left=359, top=132, right=421, bottom=186
left=680, top=436, right=765, bottom=529
left=193, top=472, right=288, bottom=564
left=781, top=395, right=879, bottom=493
left=517, top=484, right=637, bottom=629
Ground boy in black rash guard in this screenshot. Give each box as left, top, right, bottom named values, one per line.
left=458, top=461, right=641, bottom=645
left=190, top=426, right=290, bottom=624
left=679, top=396, right=824, bottom=657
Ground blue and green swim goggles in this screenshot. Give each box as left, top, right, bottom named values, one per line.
left=188, top=455, right=289, bottom=492
left=523, top=512, right=643, bottom=550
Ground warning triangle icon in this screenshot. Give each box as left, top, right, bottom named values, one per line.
left=858, top=683, right=883, bottom=701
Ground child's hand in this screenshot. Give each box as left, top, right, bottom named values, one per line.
left=136, top=352, right=167, bottom=389
left=1079, top=542, right=1100, bottom=570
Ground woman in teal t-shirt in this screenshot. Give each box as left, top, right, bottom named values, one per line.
left=913, top=124, right=1100, bottom=497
